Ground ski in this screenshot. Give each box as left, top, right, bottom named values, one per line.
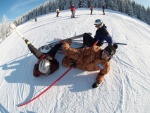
left=38, top=33, right=91, bottom=53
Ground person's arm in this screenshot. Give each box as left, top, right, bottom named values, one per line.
left=96, top=62, right=110, bottom=83
left=92, top=62, right=110, bottom=88
left=104, top=35, right=113, bottom=45
left=24, top=39, right=43, bottom=59
left=94, top=31, right=101, bottom=40
left=103, top=28, right=112, bottom=45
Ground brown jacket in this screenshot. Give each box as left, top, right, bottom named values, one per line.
left=62, top=43, right=110, bottom=83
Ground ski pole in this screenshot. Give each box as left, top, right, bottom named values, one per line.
left=9, top=23, right=24, bottom=39
left=18, top=66, right=73, bottom=107
left=103, top=41, right=127, bottom=45
left=113, top=42, right=127, bottom=45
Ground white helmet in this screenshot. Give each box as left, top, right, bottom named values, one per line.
left=39, top=59, right=51, bottom=74
left=94, top=19, right=103, bottom=25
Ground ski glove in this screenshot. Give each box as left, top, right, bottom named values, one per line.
left=92, top=82, right=100, bottom=88
left=24, top=39, right=31, bottom=45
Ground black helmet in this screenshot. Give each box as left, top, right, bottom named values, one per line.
left=104, top=44, right=118, bottom=56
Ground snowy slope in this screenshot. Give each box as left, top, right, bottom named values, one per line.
left=0, top=8, right=150, bottom=113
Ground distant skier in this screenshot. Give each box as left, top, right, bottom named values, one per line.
left=90, top=5, right=93, bottom=15
left=61, top=40, right=118, bottom=88
left=70, top=4, right=76, bottom=18
left=102, top=3, right=105, bottom=15
left=22, top=38, right=63, bottom=77
left=56, top=8, right=60, bottom=17
left=82, top=19, right=112, bottom=47
left=35, top=17, right=37, bottom=22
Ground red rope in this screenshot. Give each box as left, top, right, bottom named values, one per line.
left=18, top=66, right=73, bottom=107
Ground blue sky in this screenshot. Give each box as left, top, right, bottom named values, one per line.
left=0, top=0, right=48, bottom=22
left=134, top=0, right=150, bottom=8
left=0, top=0, right=150, bottom=23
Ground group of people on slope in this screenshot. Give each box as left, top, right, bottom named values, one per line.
left=89, top=3, right=105, bottom=15
left=56, top=4, right=105, bottom=17
left=23, top=19, right=117, bottom=88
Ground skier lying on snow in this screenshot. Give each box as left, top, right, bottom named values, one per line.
left=61, top=39, right=118, bottom=88
left=23, top=38, right=63, bottom=77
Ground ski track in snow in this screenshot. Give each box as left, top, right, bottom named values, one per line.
left=0, top=8, right=150, bottom=113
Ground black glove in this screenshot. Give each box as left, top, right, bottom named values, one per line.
left=92, top=82, right=100, bottom=88
left=70, top=61, right=76, bottom=68
left=24, top=39, right=28, bottom=43
left=24, top=39, right=31, bottom=45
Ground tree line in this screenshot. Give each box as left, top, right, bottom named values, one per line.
left=1, top=0, right=150, bottom=41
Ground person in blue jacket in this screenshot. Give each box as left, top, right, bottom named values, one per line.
left=82, top=19, right=112, bottom=47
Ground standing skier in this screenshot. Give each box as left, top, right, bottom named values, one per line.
left=90, top=5, right=93, bottom=15
left=82, top=19, right=112, bottom=47
left=23, top=38, right=62, bottom=77
left=61, top=40, right=118, bottom=88
left=70, top=4, right=76, bottom=18
left=102, top=3, right=105, bottom=15
left=35, top=17, right=37, bottom=22
left=56, top=8, right=60, bottom=17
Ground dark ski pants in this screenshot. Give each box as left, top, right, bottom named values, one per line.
left=56, top=12, right=59, bottom=17
left=90, top=10, right=93, bottom=14
left=71, top=11, right=75, bottom=18
left=83, top=33, right=102, bottom=47
left=27, top=43, right=62, bottom=59
left=102, top=9, right=105, bottom=15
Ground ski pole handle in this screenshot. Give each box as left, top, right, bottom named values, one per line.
left=9, top=23, right=24, bottom=39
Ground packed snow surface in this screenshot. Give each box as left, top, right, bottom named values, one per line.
left=0, top=8, right=150, bottom=113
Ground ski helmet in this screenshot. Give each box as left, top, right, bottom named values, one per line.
left=94, top=19, right=103, bottom=25
left=39, top=59, right=51, bottom=74
left=104, top=44, right=118, bottom=56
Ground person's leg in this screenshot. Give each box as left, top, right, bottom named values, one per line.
left=103, top=9, right=105, bottom=15
left=71, top=11, right=73, bottom=18
left=83, top=33, right=95, bottom=47
left=62, top=44, right=82, bottom=61
left=47, top=43, right=62, bottom=57
left=28, top=44, right=43, bottom=59
left=73, top=11, right=75, bottom=17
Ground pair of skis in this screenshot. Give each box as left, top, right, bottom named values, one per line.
left=38, top=33, right=91, bottom=53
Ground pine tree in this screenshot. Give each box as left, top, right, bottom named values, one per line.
left=146, top=7, right=150, bottom=24
left=1, top=15, right=8, bottom=41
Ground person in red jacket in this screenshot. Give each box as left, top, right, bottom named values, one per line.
left=90, top=5, right=93, bottom=15
left=23, top=38, right=62, bottom=77
left=70, top=4, right=76, bottom=18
